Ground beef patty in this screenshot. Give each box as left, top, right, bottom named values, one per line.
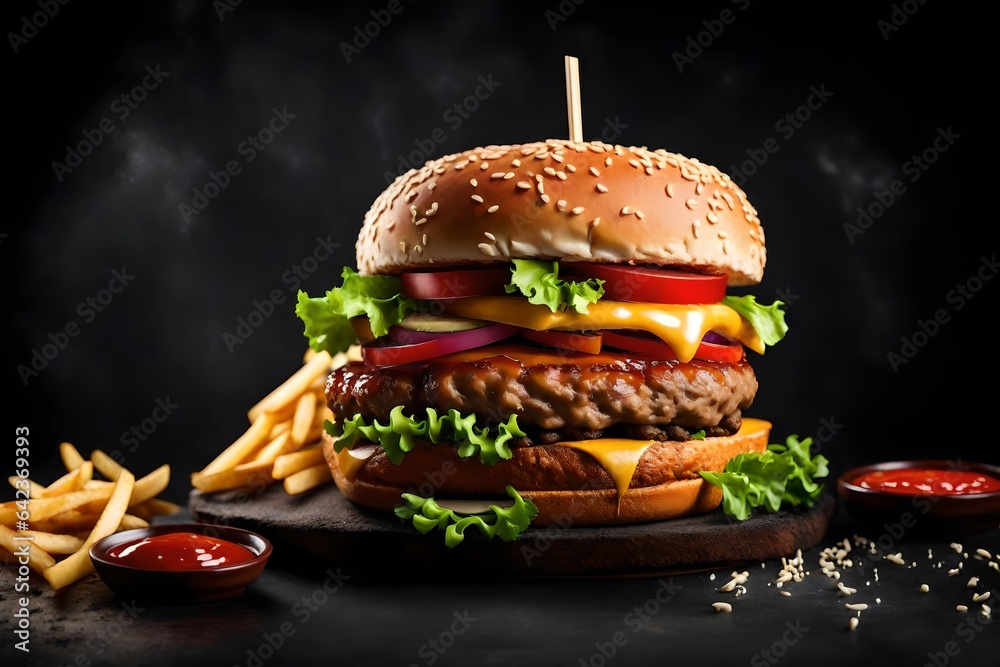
left=326, top=352, right=757, bottom=437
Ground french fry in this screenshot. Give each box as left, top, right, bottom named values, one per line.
left=77, top=464, right=170, bottom=515
left=37, top=467, right=82, bottom=497
left=2, top=486, right=113, bottom=523
left=191, top=461, right=274, bottom=494
left=272, top=445, right=325, bottom=480
left=0, top=525, right=56, bottom=574
left=252, top=431, right=293, bottom=465
left=44, top=470, right=135, bottom=591
left=119, top=514, right=149, bottom=530
left=17, top=530, right=85, bottom=555
left=195, top=412, right=276, bottom=479
left=90, top=449, right=125, bottom=481
left=283, top=463, right=332, bottom=495
left=291, top=393, right=316, bottom=446
left=7, top=476, right=46, bottom=498
left=134, top=498, right=181, bottom=516
left=60, top=442, right=85, bottom=472
left=269, top=420, right=292, bottom=439
left=248, top=350, right=332, bottom=421
left=30, top=511, right=99, bottom=534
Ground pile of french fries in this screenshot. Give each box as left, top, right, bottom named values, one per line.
left=1, top=444, right=179, bottom=590
left=190, top=347, right=354, bottom=497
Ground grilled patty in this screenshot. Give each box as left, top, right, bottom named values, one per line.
left=326, top=351, right=757, bottom=437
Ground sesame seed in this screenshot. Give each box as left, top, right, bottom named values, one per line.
left=428, top=182, right=436, bottom=191
left=470, top=178, right=478, bottom=187
left=540, top=194, right=551, bottom=203
left=634, top=210, right=644, bottom=219
left=543, top=167, right=557, bottom=176
left=409, top=205, right=418, bottom=223
left=589, top=166, right=600, bottom=177
left=566, top=164, right=576, bottom=173
left=399, top=241, right=406, bottom=253
left=512, top=159, right=521, bottom=167
left=478, top=243, right=497, bottom=257
left=645, top=167, right=654, bottom=175
left=696, top=182, right=705, bottom=195
left=571, top=206, right=585, bottom=215
left=551, top=153, right=564, bottom=163
left=780, top=591, right=791, bottom=597
left=685, top=198, right=698, bottom=210
left=487, top=205, right=499, bottom=213
left=596, top=183, right=608, bottom=193
left=948, top=568, right=960, bottom=576
left=605, top=157, right=612, bottom=167
left=491, top=172, right=506, bottom=180
left=628, top=159, right=641, bottom=169
left=718, top=231, right=728, bottom=239
left=957, top=605, right=969, bottom=612
left=620, top=206, right=632, bottom=215
left=692, top=221, right=701, bottom=239
left=838, top=583, right=857, bottom=595
left=504, top=172, right=515, bottom=180
left=471, top=195, right=484, bottom=203
left=556, top=199, right=568, bottom=211
left=665, top=183, right=674, bottom=198
left=414, top=245, right=423, bottom=254
left=556, top=171, right=567, bottom=180
left=950, top=543, right=963, bottom=553
left=722, top=240, right=731, bottom=254
left=415, top=218, right=427, bottom=226
left=707, top=212, right=720, bottom=224
left=885, top=553, right=906, bottom=566
left=722, top=192, right=735, bottom=209
left=712, top=602, right=733, bottom=613
left=422, top=234, right=428, bottom=245
left=516, top=181, right=532, bottom=190
left=480, top=162, right=489, bottom=170
left=484, top=232, right=496, bottom=241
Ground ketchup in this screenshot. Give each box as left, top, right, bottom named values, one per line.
left=106, top=532, right=258, bottom=571
left=853, top=468, right=1000, bottom=496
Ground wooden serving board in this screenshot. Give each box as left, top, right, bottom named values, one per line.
left=189, top=486, right=836, bottom=578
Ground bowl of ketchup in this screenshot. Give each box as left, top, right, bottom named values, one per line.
left=838, top=460, right=1000, bottom=538
left=90, top=524, right=272, bottom=604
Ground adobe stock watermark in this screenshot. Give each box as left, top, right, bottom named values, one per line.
left=749, top=620, right=810, bottom=667
left=672, top=0, right=752, bottom=73
left=107, top=396, right=181, bottom=466
left=50, top=599, right=146, bottom=667
left=843, top=125, right=960, bottom=244
left=545, top=0, right=586, bottom=31
left=887, top=254, right=996, bottom=372
left=222, top=235, right=339, bottom=353
left=235, top=567, right=351, bottom=667
left=51, top=64, right=170, bottom=183
left=408, top=610, right=478, bottom=667
left=17, top=267, right=136, bottom=386
left=922, top=591, right=995, bottom=667
left=877, top=0, right=929, bottom=40
left=340, top=0, right=414, bottom=63
left=213, top=0, right=242, bottom=21
left=728, top=83, right=834, bottom=186
left=578, top=578, right=682, bottom=667
left=383, top=74, right=503, bottom=185
left=178, top=106, right=297, bottom=224
left=7, top=0, right=70, bottom=54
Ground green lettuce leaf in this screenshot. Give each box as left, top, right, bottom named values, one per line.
left=699, top=435, right=828, bottom=521
left=722, top=295, right=789, bottom=347
left=394, top=486, right=539, bottom=547
left=295, top=267, right=414, bottom=354
left=504, top=259, right=604, bottom=314
left=325, top=406, right=525, bottom=466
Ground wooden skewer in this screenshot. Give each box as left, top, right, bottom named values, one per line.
left=564, top=55, right=583, bottom=142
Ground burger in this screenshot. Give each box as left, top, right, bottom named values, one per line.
left=296, top=139, right=787, bottom=542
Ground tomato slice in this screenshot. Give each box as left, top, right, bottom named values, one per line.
left=362, top=324, right=517, bottom=367
left=520, top=329, right=603, bottom=355
left=602, top=331, right=744, bottom=363
left=568, top=264, right=727, bottom=304
left=401, top=268, right=511, bottom=300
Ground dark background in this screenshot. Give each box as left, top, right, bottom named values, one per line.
left=7, top=0, right=996, bottom=503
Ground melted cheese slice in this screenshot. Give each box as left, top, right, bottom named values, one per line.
left=335, top=444, right=377, bottom=483
left=443, top=297, right=763, bottom=362
left=559, top=418, right=772, bottom=515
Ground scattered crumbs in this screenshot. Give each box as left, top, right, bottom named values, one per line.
left=876, top=598, right=881, bottom=604
left=975, top=548, right=992, bottom=560
left=845, top=603, right=868, bottom=612
left=972, top=592, right=991, bottom=603
left=780, top=591, right=791, bottom=597
left=983, top=604, right=992, bottom=619
left=709, top=573, right=716, bottom=581
left=956, top=605, right=968, bottom=613
left=712, top=602, right=733, bottom=613
left=950, top=543, right=963, bottom=554
left=885, top=553, right=905, bottom=566
left=920, top=584, right=930, bottom=593
left=848, top=617, right=859, bottom=632
left=838, top=583, right=857, bottom=596
left=967, top=577, right=980, bottom=589
left=948, top=568, right=960, bottom=577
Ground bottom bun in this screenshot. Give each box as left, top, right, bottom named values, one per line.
left=323, top=418, right=771, bottom=526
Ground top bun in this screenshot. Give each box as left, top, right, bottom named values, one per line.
left=357, top=140, right=766, bottom=286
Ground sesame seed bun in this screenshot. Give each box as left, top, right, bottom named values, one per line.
left=357, top=139, right=766, bottom=286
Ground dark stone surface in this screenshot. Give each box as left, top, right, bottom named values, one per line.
left=187, top=486, right=836, bottom=578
